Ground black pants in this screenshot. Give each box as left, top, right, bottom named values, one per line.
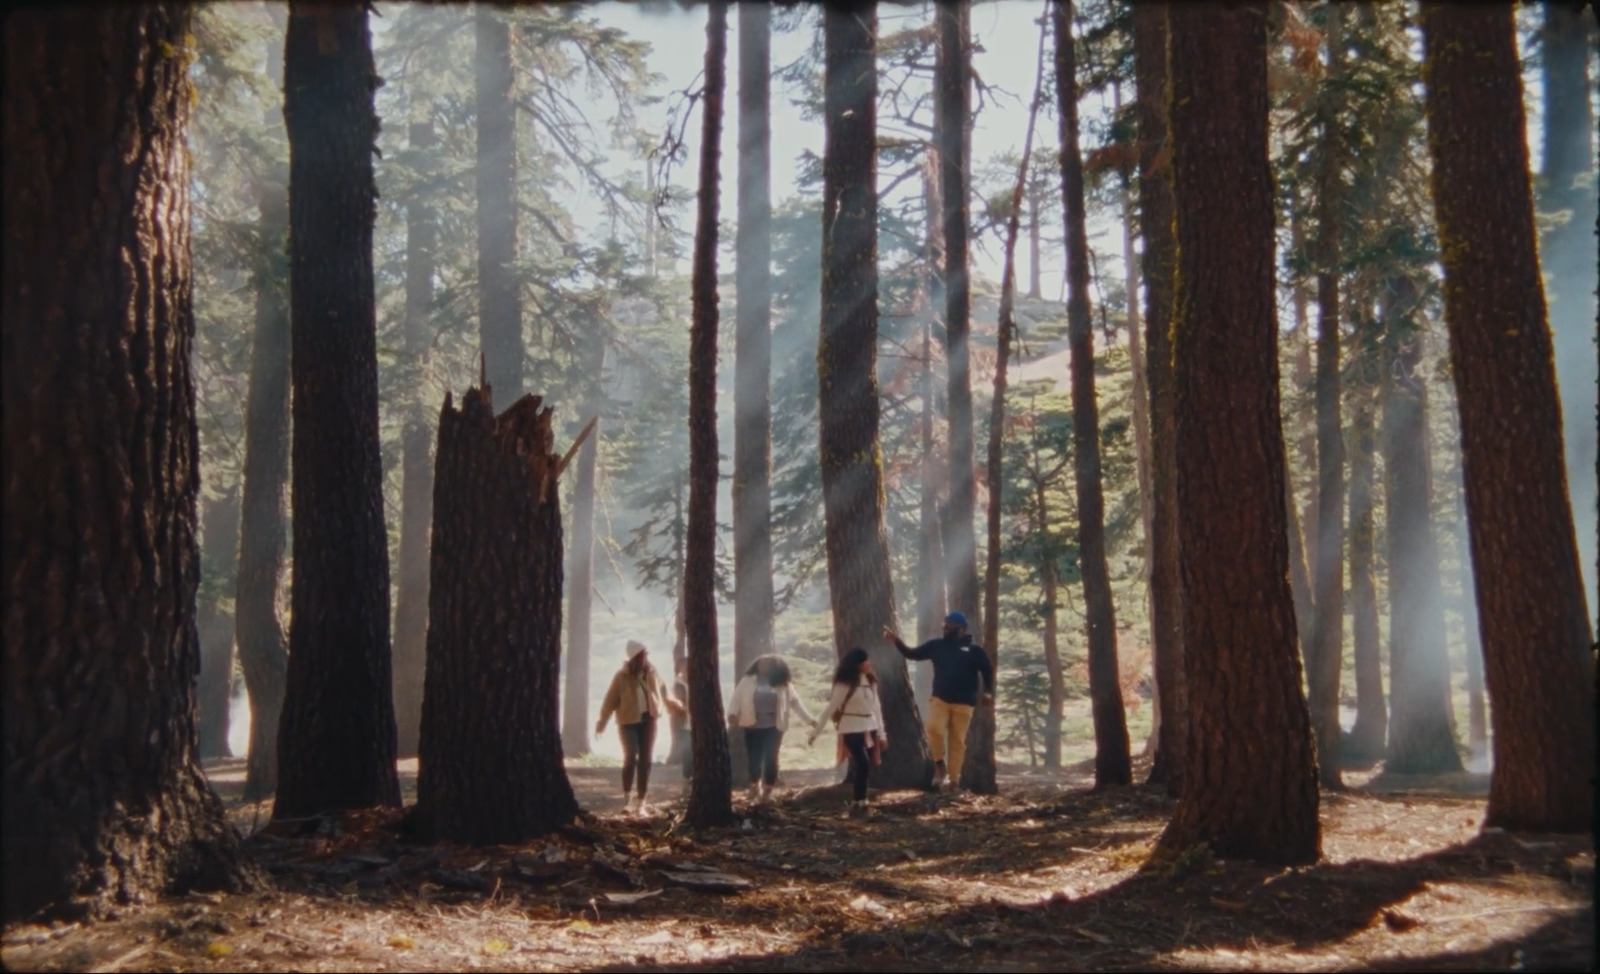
left=620, top=714, right=656, bottom=797
left=744, top=727, right=781, bottom=786
left=842, top=732, right=873, bottom=802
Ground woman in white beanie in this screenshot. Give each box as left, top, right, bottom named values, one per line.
left=596, top=641, right=684, bottom=814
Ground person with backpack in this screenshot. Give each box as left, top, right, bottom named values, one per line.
left=882, top=611, right=994, bottom=791
left=596, top=641, right=685, bottom=814
left=808, top=647, right=886, bottom=819
left=726, top=654, right=819, bottom=803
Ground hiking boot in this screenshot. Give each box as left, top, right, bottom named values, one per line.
left=847, top=800, right=869, bottom=820
left=930, top=761, right=946, bottom=791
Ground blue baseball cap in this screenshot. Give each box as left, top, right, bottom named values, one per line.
left=944, top=611, right=968, bottom=629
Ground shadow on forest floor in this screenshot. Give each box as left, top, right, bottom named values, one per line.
left=2, top=760, right=1591, bottom=973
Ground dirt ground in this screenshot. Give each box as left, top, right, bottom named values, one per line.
left=3, top=758, right=1592, bottom=973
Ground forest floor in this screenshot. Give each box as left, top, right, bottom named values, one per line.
left=3, top=758, right=1592, bottom=973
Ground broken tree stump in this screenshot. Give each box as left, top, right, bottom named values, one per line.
left=414, top=386, right=579, bottom=844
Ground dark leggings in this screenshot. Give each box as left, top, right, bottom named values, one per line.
left=620, top=714, right=657, bottom=796
left=842, top=732, right=873, bottom=802
left=744, top=727, right=782, bottom=786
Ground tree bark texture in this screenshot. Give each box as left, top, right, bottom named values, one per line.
left=476, top=6, right=523, bottom=403
left=734, top=0, right=776, bottom=696
left=938, top=0, right=980, bottom=626
left=413, top=390, right=578, bottom=844
left=1056, top=0, right=1131, bottom=789
left=562, top=340, right=603, bottom=759
left=275, top=2, right=402, bottom=819
left=685, top=0, right=735, bottom=828
left=821, top=2, right=933, bottom=792
left=1132, top=0, right=1185, bottom=796
left=1421, top=2, right=1595, bottom=832
left=198, top=489, right=241, bottom=759
left=1540, top=2, right=1599, bottom=616
left=1159, top=0, right=1320, bottom=865
left=918, top=149, right=947, bottom=660
left=1380, top=339, right=1461, bottom=775
left=1038, top=482, right=1066, bottom=770
left=394, top=119, right=437, bottom=761
left=1345, top=382, right=1386, bottom=758
left=3, top=5, right=258, bottom=919
left=235, top=38, right=291, bottom=800
left=1308, top=5, right=1346, bottom=787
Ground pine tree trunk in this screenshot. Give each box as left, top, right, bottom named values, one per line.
left=1133, top=1, right=1185, bottom=797
left=236, top=17, right=291, bottom=804
left=562, top=341, right=603, bottom=759
left=1028, top=189, right=1044, bottom=301
left=1158, top=0, right=1320, bottom=865
left=685, top=0, right=735, bottom=828
left=1039, top=483, right=1065, bottom=771
left=821, top=1, right=933, bottom=792
left=1345, top=381, right=1386, bottom=758
left=938, top=0, right=980, bottom=626
left=917, top=148, right=947, bottom=672
left=1422, top=2, right=1594, bottom=831
left=1307, top=8, right=1346, bottom=787
left=476, top=6, right=522, bottom=402
left=1541, top=2, right=1599, bottom=614
left=1284, top=474, right=1316, bottom=661
left=1452, top=506, right=1488, bottom=766
left=730, top=0, right=775, bottom=785
left=275, top=3, right=402, bottom=819
left=393, top=118, right=437, bottom=761
left=3, top=6, right=259, bottom=919
left=413, top=391, right=578, bottom=843
left=1380, top=335, right=1461, bottom=775
left=198, top=488, right=242, bottom=760
left=1055, top=0, right=1130, bottom=789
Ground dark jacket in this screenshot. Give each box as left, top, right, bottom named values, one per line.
left=894, top=633, right=994, bottom=707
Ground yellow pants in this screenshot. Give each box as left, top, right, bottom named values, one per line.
left=926, top=697, right=975, bottom=781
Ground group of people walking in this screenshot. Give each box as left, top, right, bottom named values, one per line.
left=595, top=610, right=994, bottom=819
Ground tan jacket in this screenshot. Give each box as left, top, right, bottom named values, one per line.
left=598, top=664, right=676, bottom=729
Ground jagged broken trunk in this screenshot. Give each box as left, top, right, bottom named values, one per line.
left=414, top=388, right=579, bottom=844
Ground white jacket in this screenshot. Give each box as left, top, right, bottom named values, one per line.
left=727, top=674, right=818, bottom=732
left=813, top=680, right=885, bottom=741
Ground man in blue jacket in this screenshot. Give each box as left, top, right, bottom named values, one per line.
left=882, top=611, right=994, bottom=790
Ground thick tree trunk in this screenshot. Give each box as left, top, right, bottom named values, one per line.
left=1055, top=0, right=1131, bottom=789
left=1422, top=2, right=1594, bottom=832
left=275, top=3, right=402, bottom=819
left=1345, top=382, right=1386, bottom=758
left=1133, top=1, right=1185, bottom=797
left=413, top=391, right=578, bottom=843
left=393, top=119, right=437, bottom=761
left=1380, top=338, right=1462, bottom=775
left=685, top=0, right=735, bottom=828
left=1307, top=7, right=1346, bottom=788
left=1541, top=3, right=1599, bottom=615
left=3, top=6, right=258, bottom=919
left=821, top=2, right=933, bottom=792
left=198, top=488, right=242, bottom=760
left=236, top=31, right=291, bottom=800
left=730, top=0, right=775, bottom=786
left=562, top=342, right=602, bottom=759
left=476, top=6, right=522, bottom=402
left=1158, top=0, right=1320, bottom=865
left=938, top=0, right=980, bottom=626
